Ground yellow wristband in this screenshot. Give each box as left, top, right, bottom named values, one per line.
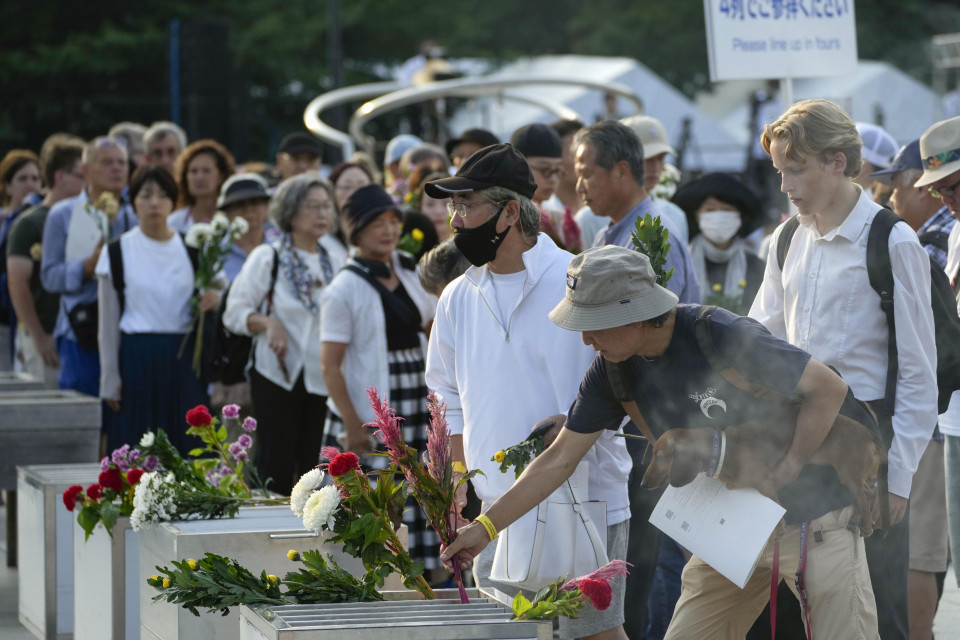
left=452, top=461, right=467, bottom=474
left=475, top=514, right=497, bottom=541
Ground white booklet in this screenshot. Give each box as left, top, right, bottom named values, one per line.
left=649, top=473, right=785, bottom=588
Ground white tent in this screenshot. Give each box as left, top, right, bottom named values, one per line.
left=445, top=55, right=747, bottom=173
left=696, top=60, right=943, bottom=152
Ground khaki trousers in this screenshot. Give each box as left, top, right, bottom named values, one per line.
left=664, top=505, right=879, bottom=640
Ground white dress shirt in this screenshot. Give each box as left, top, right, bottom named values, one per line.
left=939, top=224, right=960, bottom=437
left=749, top=187, right=937, bottom=498
left=224, top=240, right=344, bottom=395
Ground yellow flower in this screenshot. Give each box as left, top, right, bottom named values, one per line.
left=738, top=280, right=747, bottom=288
left=162, top=577, right=171, bottom=589
left=452, top=461, right=467, bottom=474
left=638, top=220, right=645, bottom=227
left=494, top=450, right=506, bottom=463
left=411, top=228, right=424, bottom=242
left=287, top=549, right=300, bottom=561
left=29, top=242, right=42, bottom=261
left=150, top=575, right=159, bottom=582
left=94, top=192, right=120, bottom=220
left=186, top=558, right=197, bottom=570
left=267, top=575, right=279, bottom=584
left=712, top=283, right=723, bottom=292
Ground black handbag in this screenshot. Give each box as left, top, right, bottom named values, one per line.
left=67, top=300, right=99, bottom=352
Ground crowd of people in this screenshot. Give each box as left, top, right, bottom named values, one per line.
left=1, top=100, right=959, bottom=639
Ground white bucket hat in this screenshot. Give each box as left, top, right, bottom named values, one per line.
left=915, top=116, right=960, bottom=188
left=549, top=246, right=678, bottom=331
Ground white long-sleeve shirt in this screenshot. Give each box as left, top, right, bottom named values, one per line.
left=425, top=234, right=631, bottom=525
left=749, top=188, right=937, bottom=499
left=224, top=241, right=344, bottom=395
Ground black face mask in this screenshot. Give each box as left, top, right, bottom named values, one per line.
left=453, top=204, right=511, bottom=267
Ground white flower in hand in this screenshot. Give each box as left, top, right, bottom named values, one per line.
left=290, top=468, right=324, bottom=516
left=139, top=432, right=155, bottom=448
left=229, top=216, right=249, bottom=237
left=185, top=223, right=214, bottom=248
left=302, top=485, right=340, bottom=534
left=211, top=212, right=230, bottom=233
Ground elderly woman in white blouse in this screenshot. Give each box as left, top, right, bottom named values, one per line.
left=224, top=173, right=344, bottom=495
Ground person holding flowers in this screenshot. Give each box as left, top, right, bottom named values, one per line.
left=319, top=183, right=439, bottom=571
left=224, top=173, right=344, bottom=495
left=95, top=166, right=214, bottom=454
left=167, top=139, right=236, bottom=235
left=215, top=173, right=275, bottom=283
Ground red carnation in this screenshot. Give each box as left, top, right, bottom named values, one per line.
left=63, top=485, right=84, bottom=512
left=186, top=405, right=213, bottom=427
left=99, top=467, right=123, bottom=492
left=85, top=484, right=103, bottom=502
left=126, top=468, right=144, bottom=486
left=579, top=578, right=613, bottom=611
left=328, top=452, right=360, bottom=477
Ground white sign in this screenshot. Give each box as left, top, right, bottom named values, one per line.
left=704, top=0, right=858, bottom=81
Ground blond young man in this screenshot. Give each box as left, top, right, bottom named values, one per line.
left=750, top=99, right=937, bottom=640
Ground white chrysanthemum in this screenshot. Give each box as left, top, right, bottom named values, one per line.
left=229, top=216, right=249, bottom=237
left=184, top=223, right=214, bottom=248
left=211, top=212, right=230, bottom=233
left=131, top=472, right=177, bottom=531
left=302, top=485, right=340, bottom=534
left=139, top=432, right=155, bottom=448
left=290, top=468, right=324, bottom=516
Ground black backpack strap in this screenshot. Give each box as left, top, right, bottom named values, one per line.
left=266, top=246, right=279, bottom=314
left=865, top=208, right=900, bottom=415
left=775, top=215, right=802, bottom=271
left=344, top=262, right=421, bottom=327
left=602, top=359, right=658, bottom=454
left=918, top=229, right=949, bottom=254
left=107, top=238, right=125, bottom=314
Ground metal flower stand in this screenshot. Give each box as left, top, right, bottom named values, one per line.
left=17, top=463, right=101, bottom=640
left=237, top=589, right=552, bottom=640
left=139, top=505, right=409, bottom=640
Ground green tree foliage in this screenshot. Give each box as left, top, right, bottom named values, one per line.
left=1, top=1, right=959, bottom=160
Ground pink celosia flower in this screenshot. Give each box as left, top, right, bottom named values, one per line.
left=366, top=387, right=405, bottom=466
left=560, top=559, right=631, bottom=592
left=425, top=393, right=450, bottom=483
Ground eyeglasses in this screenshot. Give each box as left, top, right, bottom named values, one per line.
left=928, top=177, right=960, bottom=199
left=446, top=200, right=501, bottom=218
left=531, top=166, right=564, bottom=179
left=302, top=202, right=333, bottom=214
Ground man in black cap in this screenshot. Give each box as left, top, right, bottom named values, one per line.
left=424, top=144, right=631, bottom=640
left=445, top=128, right=500, bottom=170
left=276, top=132, right=323, bottom=181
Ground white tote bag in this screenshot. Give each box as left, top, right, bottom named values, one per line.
left=490, top=461, right=608, bottom=591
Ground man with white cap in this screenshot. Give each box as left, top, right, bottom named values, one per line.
left=854, top=122, right=899, bottom=200
left=914, top=115, right=960, bottom=604
left=423, top=143, right=631, bottom=640
left=441, top=244, right=881, bottom=639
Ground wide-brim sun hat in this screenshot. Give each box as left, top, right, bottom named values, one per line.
left=915, top=116, right=960, bottom=188
left=549, top=245, right=679, bottom=331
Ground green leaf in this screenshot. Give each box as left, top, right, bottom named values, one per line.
left=512, top=593, right=532, bottom=618
left=188, top=448, right=205, bottom=457
left=99, top=500, right=120, bottom=531
left=77, top=505, right=101, bottom=539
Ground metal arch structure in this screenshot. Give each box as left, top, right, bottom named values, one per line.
left=303, top=76, right=643, bottom=158
left=348, top=76, right=644, bottom=156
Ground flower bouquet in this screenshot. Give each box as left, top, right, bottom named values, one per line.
left=510, top=560, right=630, bottom=621
left=148, top=549, right=383, bottom=617
left=705, top=280, right=750, bottom=315
left=84, top=191, right=120, bottom=239
left=183, top=212, right=248, bottom=375
left=631, top=212, right=674, bottom=287
left=63, top=443, right=149, bottom=540
left=366, top=389, right=481, bottom=603
left=396, top=227, right=424, bottom=255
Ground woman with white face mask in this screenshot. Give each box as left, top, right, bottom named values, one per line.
left=673, top=173, right=764, bottom=314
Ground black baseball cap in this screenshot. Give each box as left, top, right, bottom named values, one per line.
left=278, top=132, right=323, bottom=157
left=424, top=143, right=538, bottom=200
left=445, top=128, right=500, bottom=158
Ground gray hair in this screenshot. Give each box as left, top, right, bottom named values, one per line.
left=107, top=122, right=147, bottom=157
left=476, top=185, right=540, bottom=245
left=892, top=168, right=923, bottom=189
left=82, top=136, right=128, bottom=164
left=144, top=121, right=187, bottom=150
left=572, top=120, right=645, bottom=185
left=270, top=172, right=335, bottom=233
left=418, top=239, right=471, bottom=295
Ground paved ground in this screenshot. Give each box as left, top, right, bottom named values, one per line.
left=0, top=501, right=958, bottom=638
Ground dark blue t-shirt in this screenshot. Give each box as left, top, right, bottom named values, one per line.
left=567, top=305, right=861, bottom=523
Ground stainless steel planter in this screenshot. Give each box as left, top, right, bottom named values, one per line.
left=139, top=505, right=409, bottom=640
left=237, top=589, right=552, bottom=640
left=0, top=391, right=101, bottom=490
left=17, top=463, right=101, bottom=640
left=0, top=372, right=45, bottom=392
